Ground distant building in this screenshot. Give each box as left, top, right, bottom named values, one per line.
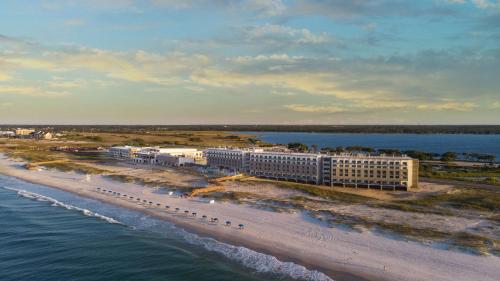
left=15, top=128, right=35, bottom=136
left=156, top=154, right=195, bottom=167
left=109, top=146, right=141, bottom=158
left=133, top=147, right=204, bottom=165
left=0, top=131, right=15, bottom=137
left=32, top=131, right=53, bottom=140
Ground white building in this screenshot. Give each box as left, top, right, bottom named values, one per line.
left=0, top=131, right=15, bottom=137
left=204, top=148, right=264, bottom=172
left=156, top=154, right=195, bottom=167
left=133, top=147, right=204, bottom=165
left=109, top=146, right=141, bottom=158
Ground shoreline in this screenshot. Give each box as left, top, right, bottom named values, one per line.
left=1, top=156, right=499, bottom=281
left=0, top=166, right=368, bottom=281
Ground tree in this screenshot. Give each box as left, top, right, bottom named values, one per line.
left=440, top=152, right=457, bottom=162
left=288, top=142, right=309, bottom=152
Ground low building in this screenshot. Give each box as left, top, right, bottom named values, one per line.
left=156, top=154, right=195, bottom=167
left=32, top=131, right=53, bottom=140
left=0, top=131, right=15, bottom=137
left=133, top=147, right=204, bottom=165
left=15, top=128, right=35, bottom=136
left=109, top=146, right=141, bottom=158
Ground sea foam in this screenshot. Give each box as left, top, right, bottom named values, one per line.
left=2, top=184, right=332, bottom=281
left=3, top=186, right=122, bottom=225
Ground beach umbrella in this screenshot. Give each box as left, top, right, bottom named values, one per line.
left=225, top=221, right=231, bottom=226
left=156, top=203, right=161, bottom=207
left=202, top=215, right=207, bottom=219
left=175, top=208, right=180, bottom=212
left=192, top=212, right=197, bottom=217
left=184, top=210, right=189, bottom=214
left=165, top=205, right=170, bottom=209
left=238, top=224, right=244, bottom=230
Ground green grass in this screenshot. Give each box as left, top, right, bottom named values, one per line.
left=402, top=187, right=500, bottom=213
left=317, top=209, right=497, bottom=255
left=42, top=162, right=110, bottom=174
left=259, top=180, right=373, bottom=204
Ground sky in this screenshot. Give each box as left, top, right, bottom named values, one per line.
left=0, top=0, right=499, bottom=125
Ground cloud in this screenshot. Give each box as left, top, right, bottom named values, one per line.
left=291, top=0, right=458, bottom=19
left=285, top=104, right=346, bottom=113
left=488, top=101, right=500, bottom=109
left=227, top=54, right=304, bottom=63
left=0, top=86, right=72, bottom=97
left=242, top=24, right=330, bottom=46
left=152, top=0, right=286, bottom=16
left=472, top=0, right=500, bottom=9
left=285, top=100, right=478, bottom=114
left=4, top=47, right=210, bottom=86
left=416, top=101, right=478, bottom=111
left=64, top=19, right=85, bottom=26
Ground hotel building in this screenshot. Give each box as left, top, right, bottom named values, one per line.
left=205, top=148, right=418, bottom=190
left=248, top=151, right=322, bottom=184
left=321, top=154, right=418, bottom=190
left=204, top=148, right=263, bottom=172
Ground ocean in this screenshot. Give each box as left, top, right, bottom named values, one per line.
left=0, top=174, right=330, bottom=281
left=242, top=132, right=500, bottom=159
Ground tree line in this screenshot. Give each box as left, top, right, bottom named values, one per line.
left=286, top=143, right=497, bottom=163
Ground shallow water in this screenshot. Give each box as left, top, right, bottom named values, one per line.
left=0, top=174, right=331, bottom=281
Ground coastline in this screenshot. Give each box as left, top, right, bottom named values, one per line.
left=1, top=156, right=499, bottom=281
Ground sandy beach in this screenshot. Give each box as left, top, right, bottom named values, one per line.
left=1, top=156, right=499, bottom=281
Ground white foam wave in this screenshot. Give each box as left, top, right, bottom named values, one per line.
left=2, top=185, right=331, bottom=281
left=181, top=231, right=333, bottom=281
left=3, top=187, right=122, bottom=225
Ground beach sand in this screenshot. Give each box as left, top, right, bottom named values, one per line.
left=1, top=156, right=498, bottom=281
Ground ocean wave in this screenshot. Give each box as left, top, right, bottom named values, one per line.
left=2, top=185, right=332, bottom=281
left=2, top=186, right=122, bottom=225
left=181, top=231, right=333, bottom=281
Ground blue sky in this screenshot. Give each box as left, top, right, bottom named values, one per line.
left=0, top=0, right=499, bottom=124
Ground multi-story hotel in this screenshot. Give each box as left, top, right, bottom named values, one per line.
left=204, top=148, right=263, bottom=172
left=248, top=151, right=322, bottom=184
left=205, top=148, right=418, bottom=190
left=321, top=154, right=418, bottom=190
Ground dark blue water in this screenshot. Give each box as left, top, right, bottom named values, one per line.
left=243, top=132, right=500, bottom=159
left=0, top=175, right=328, bottom=281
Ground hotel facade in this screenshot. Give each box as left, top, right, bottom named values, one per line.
left=205, top=148, right=418, bottom=190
